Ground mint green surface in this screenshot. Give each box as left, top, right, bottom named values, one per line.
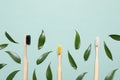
left=0, top=0, right=120, bottom=80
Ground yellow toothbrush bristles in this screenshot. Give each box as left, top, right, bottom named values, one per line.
left=57, top=45, right=62, bottom=55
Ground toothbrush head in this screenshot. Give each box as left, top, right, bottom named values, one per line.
left=57, top=45, right=62, bottom=55
left=26, top=35, right=31, bottom=45
left=95, top=37, right=99, bottom=47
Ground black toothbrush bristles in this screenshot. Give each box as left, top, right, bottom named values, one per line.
left=26, top=35, right=31, bottom=45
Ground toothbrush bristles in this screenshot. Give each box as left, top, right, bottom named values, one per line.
left=57, top=45, right=62, bottom=55
left=95, top=37, right=99, bottom=47
left=26, top=35, right=31, bottom=45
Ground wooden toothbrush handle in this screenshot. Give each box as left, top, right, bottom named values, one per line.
left=24, top=36, right=28, bottom=80
left=94, top=47, right=99, bottom=80
left=58, top=55, right=62, bottom=80
left=23, top=55, right=28, bottom=80
left=58, top=66, right=62, bottom=80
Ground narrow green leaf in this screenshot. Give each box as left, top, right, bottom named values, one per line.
left=38, top=30, right=46, bottom=50
left=74, top=30, right=80, bottom=50
left=68, top=51, right=77, bottom=70
left=0, top=44, right=8, bottom=50
left=5, top=32, right=18, bottom=44
left=5, top=51, right=21, bottom=64
left=36, top=51, right=52, bottom=65
left=104, top=69, right=118, bottom=80
left=46, top=64, right=52, bottom=80
left=76, top=72, right=87, bottom=80
left=109, top=34, right=120, bottom=41
left=0, top=63, right=7, bottom=69
left=6, top=70, right=20, bottom=80
left=33, top=69, right=37, bottom=80
left=104, top=42, right=113, bottom=60
left=84, top=44, right=92, bottom=61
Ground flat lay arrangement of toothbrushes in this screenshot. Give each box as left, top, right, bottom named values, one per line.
left=0, top=30, right=120, bottom=80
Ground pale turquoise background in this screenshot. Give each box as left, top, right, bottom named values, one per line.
left=0, top=0, right=120, bottom=80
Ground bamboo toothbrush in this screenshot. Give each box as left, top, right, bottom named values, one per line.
left=57, top=45, right=62, bottom=80
left=94, top=37, right=99, bottom=80
left=24, top=35, right=31, bottom=80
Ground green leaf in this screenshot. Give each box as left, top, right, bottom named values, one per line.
left=84, top=44, right=92, bottom=61
left=109, top=34, right=120, bottom=41
left=36, top=51, right=52, bottom=65
left=104, top=42, right=113, bottom=61
left=6, top=70, right=20, bottom=80
left=33, top=69, right=37, bottom=80
left=104, top=69, right=118, bottom=80
left=68, top=51, right=77, bottom=70
left=76, top=72, right=87, bottom=80
left=74, top=30, right=80, bottom=50
left=0, top=44, right=8, bottom=50
left=5, top=32, right=18, bottom=44
left=0, top=63, right=7, bottom=69
left=38, top=30, right=46, bottom=50
left=46, top=64, right=52, bottom=80
left=5, top=51, right=21, bottom=64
